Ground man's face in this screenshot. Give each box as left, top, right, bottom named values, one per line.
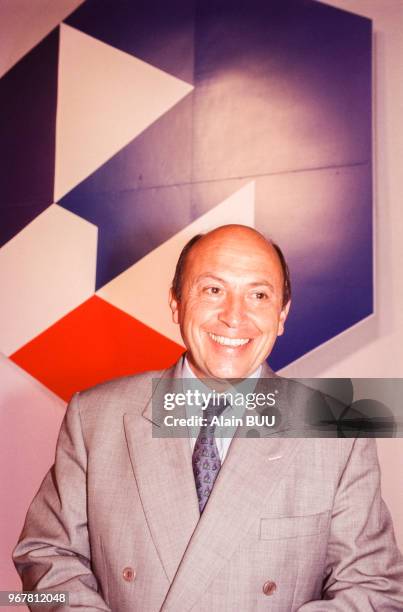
left=169, top=227, right=290, bottom=380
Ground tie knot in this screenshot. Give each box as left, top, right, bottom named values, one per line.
left=204, top=397, right=228, bottom=426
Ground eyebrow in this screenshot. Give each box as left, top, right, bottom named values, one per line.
left=194, top=274, right=275, bottom=293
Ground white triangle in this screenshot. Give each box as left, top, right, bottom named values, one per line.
left=0, top=204, right=97, bottom=355
left=97, top=181, right=255, bottom=345
left=54, top=24, right=193, bottom=201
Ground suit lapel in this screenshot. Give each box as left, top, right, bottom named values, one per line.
left=123, top=361, right=200, bottom=582
left=161, top=361, right=302, bottom=611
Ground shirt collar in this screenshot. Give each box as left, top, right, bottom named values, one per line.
left=181, top=354, right=262, bottom=383
left=180, top=355, right=262, bottom=436
left=181, top=354, right=262, bottom=407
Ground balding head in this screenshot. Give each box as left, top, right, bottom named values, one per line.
left=172, top=225, right=291, bottom=308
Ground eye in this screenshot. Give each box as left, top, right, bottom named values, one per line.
left=206, top=286, right=221, bottom=295
left=253, top=291, right=268, bottom=300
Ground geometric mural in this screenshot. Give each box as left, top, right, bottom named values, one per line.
left=1, top=0, right=373, bottom=403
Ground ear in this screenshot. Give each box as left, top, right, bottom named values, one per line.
left=277, top=300, right=291, bottom=337
left=169, top=288, right=180, bottom=324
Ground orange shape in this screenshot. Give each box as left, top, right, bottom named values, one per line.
left=11, top=296, right=184, bottom=401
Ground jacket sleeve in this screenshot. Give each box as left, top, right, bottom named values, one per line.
left=13, top=393, right=111, bottom=611
left=297, top=438, right=403, bottom=611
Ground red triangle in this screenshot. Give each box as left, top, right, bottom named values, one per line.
left=11, top=296, right=184, bottom=401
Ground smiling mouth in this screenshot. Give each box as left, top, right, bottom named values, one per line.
left=208, top=333, right=251, bottom=347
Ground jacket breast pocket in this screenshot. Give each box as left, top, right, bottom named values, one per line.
left=260, top=510, right=330, bottom=540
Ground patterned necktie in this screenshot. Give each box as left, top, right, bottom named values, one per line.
left=192, top=399, right=226, bottom=513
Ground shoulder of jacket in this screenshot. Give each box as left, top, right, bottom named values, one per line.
left=72, top=365, right=175, bottom=417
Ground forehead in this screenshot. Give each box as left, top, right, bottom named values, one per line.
left=184, top=231, right=283, bottom=286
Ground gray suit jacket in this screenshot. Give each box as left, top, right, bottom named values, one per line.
left=14, top=360, right=403, bottom=611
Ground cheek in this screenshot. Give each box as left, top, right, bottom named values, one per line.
left=184, top=301, right=219, bottom=326
left=250, top=308, right=280, bottom=332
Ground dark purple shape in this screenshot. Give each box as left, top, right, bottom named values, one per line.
left=258, top=162, right=373, bottom=371
left=193, top=0, right=372, bottom=180
left=0, top=28, right=59, bottom=246
left=270, top=272, right=373, bottom=371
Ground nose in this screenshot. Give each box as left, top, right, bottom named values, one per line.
left=218, top=293, right=244, bottom=328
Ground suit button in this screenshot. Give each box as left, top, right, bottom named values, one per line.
left=122, top=567, right=136, bottom=582
left=263, top=580, right=277, bottom=596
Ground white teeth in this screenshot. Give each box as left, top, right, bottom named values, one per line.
left=208, top=333, right=250, bottom=347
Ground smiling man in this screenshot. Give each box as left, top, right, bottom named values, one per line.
left=169, top=226, right=290, bottom=381
left=14, top=225, right=403, bottom=611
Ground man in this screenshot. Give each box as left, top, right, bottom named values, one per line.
left=14, top=225, right=403, bottom=610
